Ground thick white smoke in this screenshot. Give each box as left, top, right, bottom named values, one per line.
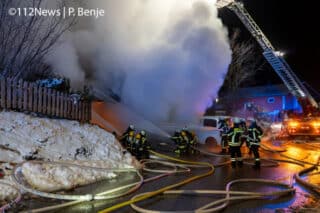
left=49, top=0, right=231, bottom=122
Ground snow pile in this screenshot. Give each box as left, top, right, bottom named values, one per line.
left=21, top=161, right=119, bottom=192
left=0, top=111, right=138, bottom=200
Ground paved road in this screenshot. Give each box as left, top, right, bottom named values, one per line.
left=17, top=137, right=320, bottom=213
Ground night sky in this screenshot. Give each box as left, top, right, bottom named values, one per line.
left=218, top=0, right=320, bottom=97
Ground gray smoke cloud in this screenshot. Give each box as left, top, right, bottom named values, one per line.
left=48, top=0, right=231, bottom=122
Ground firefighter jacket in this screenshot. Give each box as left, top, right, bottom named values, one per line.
left=247, top=124, right=263, bottom=146
left=141, top=136, right=150, bottom=150
left=171, top=134, right=182, bottom=145
left=189, top=134, right=197, bottom=146
left=227, top=127, right=244, bottom=147
left=120, top=130, right=135, bottom=142
left=132, top=137, right=142, bottom=154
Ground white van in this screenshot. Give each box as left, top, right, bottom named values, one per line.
left=158, top=116, right=230, bottom=145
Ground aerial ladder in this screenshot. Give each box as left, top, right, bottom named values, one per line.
left=216, top=0, right=318, bottom=109
left=216, top=0, right=320, bottom=136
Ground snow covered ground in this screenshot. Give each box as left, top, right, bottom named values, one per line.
left=0, top=111, right=138, bottom=202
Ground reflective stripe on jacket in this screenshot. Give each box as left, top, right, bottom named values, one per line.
left=247, top=126, right=263, bottom=146
left=227, top=127, right=244, bottom=147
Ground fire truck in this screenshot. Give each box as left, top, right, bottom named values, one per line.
left=216, top=0, right=320, bottom=137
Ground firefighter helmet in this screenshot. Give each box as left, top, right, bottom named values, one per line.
left=181, top=131, right=186, bottom=136
left=140, top=130, right=146, bottom=137
left=129, top=131, right=134, bottom=137
left=233, top=117, right=241, bottom=124
left=129, top=124, right=135, bottom=130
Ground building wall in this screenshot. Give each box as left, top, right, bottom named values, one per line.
left=226, top=94, right=301, bottom=118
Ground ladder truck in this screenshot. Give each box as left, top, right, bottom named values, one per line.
left=216, top=0, right=320, bottom=137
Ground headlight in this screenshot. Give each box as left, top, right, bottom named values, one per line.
left=312, top=122, right=320, bottom=128
left=288, top=121, right=299, bottom=128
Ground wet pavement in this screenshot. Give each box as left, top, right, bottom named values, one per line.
left=16, top=137, right=320, bottom=213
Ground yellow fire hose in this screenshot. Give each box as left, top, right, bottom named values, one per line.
left=99, top=148, right=297, bottom=213
left=98, top=150, right=214, bottom=213
left=8, top=140, right=320, bottom=212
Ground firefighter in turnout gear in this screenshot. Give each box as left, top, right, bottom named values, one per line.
left=218, top=118, right=229, bottom=154
left=140, top=130, right=150, bottom=159
left=239, top=118, right=250, bottom=153
left=171, top=130, right=181, bottom=144
left=188, top=131, right=198, bottom=154
left=182, top=127, right=198, bottom=154
left=227, top=118, right=244, bottom=168
left=126, top=131, right=135, bottom=152
left=171, top=130, right=188, bottom=155
left=120, top=125, right=135, bottom=148
left=246, top=118, right=263, bottom=169
left=132, top=133, right=143, bottom=160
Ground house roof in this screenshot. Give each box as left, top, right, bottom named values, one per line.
left=225, top=84, right=291, bottom=98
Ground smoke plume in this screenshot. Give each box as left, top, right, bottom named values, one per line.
left=49, top=0, right=231, bottom=122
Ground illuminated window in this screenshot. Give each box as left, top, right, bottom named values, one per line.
left=267, top=97, right=275, bottom=104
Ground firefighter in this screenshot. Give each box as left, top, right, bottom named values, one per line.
left=172, top=130, right=188, bottom=155
left=239, top=118, right=248, bottom=147
left=227, top=118, right=244, bottom=168
left=189, top=131, right=198, bottom=154
left=218, top=118, right=229, bottom=154
left=140, top=130, right=150, bottom=159
left=119, top=124, right=135, bottom=147
left=171, top=130, right=182, bottom=144
left=126, top=131, right=135, bottom=152
left=181, top=127, right=197, bottom=154
left=246, top=118, right=263, bottom=169
left=240, top=118, right=251, bottom=154
left=132, top=133, right=142, bottom=159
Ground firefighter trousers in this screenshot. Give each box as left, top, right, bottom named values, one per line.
left=250, top=144, right=260, bottom=166
left=229, top=146, right=243, bottom=167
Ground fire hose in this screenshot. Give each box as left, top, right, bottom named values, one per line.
left=110, top=143, right=319, bottom=213
left=98, top=150, right=215, bottom=213
left=2, top=140, right=319, bottom=212
left=14, top=158, right=191, bottom=213
left=130, top=179, right=295, bottom=213
left=99, top=149, right=297, bottom=213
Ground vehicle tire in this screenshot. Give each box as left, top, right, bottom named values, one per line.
left=205, top=137, right=217, bottom=148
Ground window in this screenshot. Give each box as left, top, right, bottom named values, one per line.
left=203, top=119, right=217, bottom=127
left=267, top=97, right=275, bottom=104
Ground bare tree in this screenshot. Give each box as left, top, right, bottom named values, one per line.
left=0, top=0, right=76, bottom=80
left=205, top=29, right=266, bottom=116
left=219, top=29, right=265, bottom=96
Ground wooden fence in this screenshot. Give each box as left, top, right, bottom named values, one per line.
left=0, top=78, right=91, bottom=122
